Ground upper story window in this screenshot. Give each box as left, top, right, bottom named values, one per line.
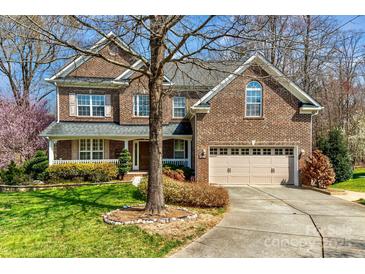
left=245, top=81, right=263, bottom=117
left=173, top=96, right=186, bottom=118
left=133, top=95, right=150, bottom=117
left=77, top=94, right=105, bottom=117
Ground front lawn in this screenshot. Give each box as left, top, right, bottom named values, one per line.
left=0, top=184, right=223, bottom=257
left=330, top=168, right=365, bottom=192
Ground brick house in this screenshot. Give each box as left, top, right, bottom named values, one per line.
left=41, top=32, right=322, bottom=186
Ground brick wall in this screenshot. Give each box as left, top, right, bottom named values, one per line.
left=55, top=140, right=72, bottom=160
left=194, top=67, right=312, bottom=183
left=68, top=44, right=134, bottom=78
left=58, top=87, right=120, bottom=123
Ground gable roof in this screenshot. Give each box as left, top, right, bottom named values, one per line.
left=192, top=53, right=322, bottom=112
left=47, top=32, right=140, bottom=81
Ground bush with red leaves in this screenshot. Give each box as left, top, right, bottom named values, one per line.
left=301, top=150, right=336, bottom=189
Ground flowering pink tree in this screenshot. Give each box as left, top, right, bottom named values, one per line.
left=0, top=100, right=53, bottom=168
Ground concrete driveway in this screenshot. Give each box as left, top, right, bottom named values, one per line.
left=172, top=186, right=365, bottom=258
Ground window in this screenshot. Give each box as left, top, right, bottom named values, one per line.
left=263, top=148, right=272, bottom=155
left=79, top=139, right=104, bottom=160
left=133, top=95, right=150, bottom=117
left=210, top=148, right=218, bottom=155
left=245, top=81, right=263, bottom=117
left=231, top=148, right=240, bottom=155
left=275, top=148, right=284, bottom=155
left=252, top=148, right=262, bottom=155
left=173, top=96, right=186, bottom=118
left=285, top=148, right=294, bottom=155
left=241, top=148, right=250, bottom=155
left=77, top=95, right=105, bottom=117
left=219, top=148, right=228, bottom=155
left=174, top=140, right=185, bottom=159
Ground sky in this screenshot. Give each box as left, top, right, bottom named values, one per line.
left=1, top=15, right=365, bottom=113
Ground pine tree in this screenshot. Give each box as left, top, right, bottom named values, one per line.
left=317, top=128, right=353, bottom=182
left=118, top=149, right=132, bottom=179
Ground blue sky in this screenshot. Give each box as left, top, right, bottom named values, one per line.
left=1, top=15, right=365, bottom=113
left=336, top=15, right=365, bottom=32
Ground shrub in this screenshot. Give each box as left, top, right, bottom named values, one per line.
left=0, top=161, right=31, bottom=185
left=301, top=150, right=336, bottom=189
left=23, top=150, right=49, bottom=180
left=118, top=149, right=132, bottom=178
left=46, top=162, right=118, bottom=183
left=138, top=176, right=229, bottom=207
left=162, top=166, right=185, bottom=181
left=162, top=163, right=194, bottom=181
left=317, top=128, right=353, bottom=182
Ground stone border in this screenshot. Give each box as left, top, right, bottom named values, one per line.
left=0, top=181, right=131, bottom=192
left=103, top=207, right=198, bottom=225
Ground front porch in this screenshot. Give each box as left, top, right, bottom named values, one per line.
left=48, top=138, right=192, bottom=170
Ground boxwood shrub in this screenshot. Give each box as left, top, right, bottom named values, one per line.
left=138, top=176, right=229, bottom=208
left=46, top=162, right=118, bottom=183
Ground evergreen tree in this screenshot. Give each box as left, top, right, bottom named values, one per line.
left=317, top=128, right=353, bottom=182
left=118, top=149, right=132, bottom=178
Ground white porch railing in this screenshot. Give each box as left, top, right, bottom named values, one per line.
left=53, top=158, right=190, bottom=167
left=53, top=159, right=119, bottom=165
left=162, top=158, right=189, bottom=167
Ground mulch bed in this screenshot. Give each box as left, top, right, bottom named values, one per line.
left=103, top=206, right=198, bottom=225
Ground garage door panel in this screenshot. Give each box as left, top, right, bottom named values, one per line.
left=210, top=176, right=228, bottom=185
left=210, top=167, right=229, bottom=176
left=229, top=175, right=250, bottom=184
left=209, top=147, right=295, bottom=185
left=250, top=176, right=272, bottom=184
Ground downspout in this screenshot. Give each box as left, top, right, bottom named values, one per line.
left=56, top=83, right=60, bottom=123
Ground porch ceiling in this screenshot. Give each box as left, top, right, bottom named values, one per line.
left=40, top=122, right=192, bottom=138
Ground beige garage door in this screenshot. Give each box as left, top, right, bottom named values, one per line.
left=209, top=147, right=294, bottom=185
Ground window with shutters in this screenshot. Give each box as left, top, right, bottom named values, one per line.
left=77, top=94, right=105, bottom=117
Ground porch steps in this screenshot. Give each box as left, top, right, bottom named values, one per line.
left=124, top=171, right=148, bottom=182
left=132, top=176, right=143, bottom=187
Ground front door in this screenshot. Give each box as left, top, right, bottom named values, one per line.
left=139, top=142, right=150, bottom=171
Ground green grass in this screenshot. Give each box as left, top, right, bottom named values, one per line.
left=0, top=184, right=183, bottom=258
left=330, top=168, right=365, bottom=192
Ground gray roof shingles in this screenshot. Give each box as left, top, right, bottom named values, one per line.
left=40, top=122, right=192, bottom=138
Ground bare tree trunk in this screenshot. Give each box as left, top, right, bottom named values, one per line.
left=145, top=16, right=166, bottom=214
left=303, top=15, right=311, bottom=92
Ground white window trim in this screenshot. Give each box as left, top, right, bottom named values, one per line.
left=245, top=81, right=263, bottom=118
left=133, top=94, right=150, bottom=118
left=174, top=139, right=185, bottom=159
left=172, top=96, right=186, bottom=118
left=76, top=94, right=105, bottom=117
left=79, top=139, right=104, bottom=160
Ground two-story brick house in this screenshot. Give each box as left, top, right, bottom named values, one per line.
left=41, top=32, right=322, bottom=186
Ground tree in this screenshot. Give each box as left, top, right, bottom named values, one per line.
left=23, top=150, right=49, bottom=180
left=317, top=128, right=353, bottom=182
left=9, top=15, right=248, bottom=214
left=302, top=150, right=335, bottom=189
left=0, top=16, right=69, bottom=106
left=118, top=149, right=132, bottom=179
left=0, top=99, right=53, bottom=168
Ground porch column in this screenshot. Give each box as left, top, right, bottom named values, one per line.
left=187, top=139, right=192, bottom=168
left=124, top=140, right=129, bottom=150
left=48, top=139, right=55, bottom=165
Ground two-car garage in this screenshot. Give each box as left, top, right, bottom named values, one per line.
left=209, top=147, right=296, bottom=185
